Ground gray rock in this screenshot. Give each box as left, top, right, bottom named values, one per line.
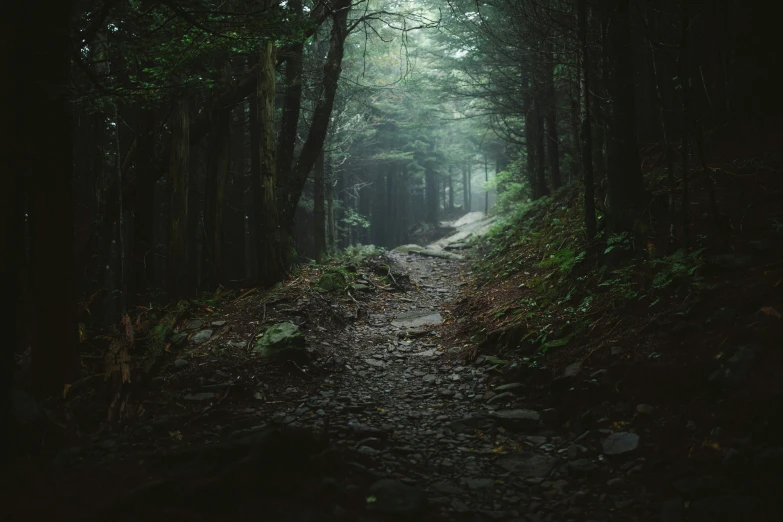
left=391, top=310, right=443, bottom=328
left=185, top=320, right=203, bottom=330
left=636, top=404, right=654, bottom=415
left=451, top=498, right=470, bottom=513
left=184, top=392, right=215, bottom=401
left=568, top=458, right=598, bottom=475
left=364, top=358, right=385, bottom=368
left=660, top=497, right=684, bottom=522
left=465, top=478, right=494, bottom=490
left=170, top=331, right=190, bottom=349
left=491, top=409, right=541, bottom=432
left=495, top=382, right=525, bottom=392
left=422, top=374, right=436, bottom=384
left=352, top=283, right=372, bottom=292
left=173, top=358, right=189, bottom=369
left=709, top=345, right=763, bottom=387
left=602, top=432, right=640, bottom=455
left=252, top=322, right=307, bottom=360
left=190, top=329, right=213, bottom=345
left=448, top=414, right=493, bottom=434
left=366, top=479, right=427, bottom=517
left=432, top=481, right=464, bottom=495
left=211, top=320, right=227, bottom=327
left=487, top=392, right=516, bottom=404
left=497, top=453, right=559, bottom=477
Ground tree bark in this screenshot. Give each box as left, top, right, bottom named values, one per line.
left=276, top=0, right=303, bottom=182
left=546, top=41, right=561, bottom=191
left=25, top=0, right=79, bottom=397
left=604, top=0, right=645, bottom=234
left=211, top=106, right=230, bottom=286
left=167, top=98, right=190, bottom=299
left=579, top=0, right=597, bottom=241
left=313, top=151, right=326, bottom=262
left=425, top=165, right=439, bottom=224
left=282, top=0, right=351, bottom=228
left=255, top=41, right=285, bottom=285
left=132, top=109, right=157, bottom=297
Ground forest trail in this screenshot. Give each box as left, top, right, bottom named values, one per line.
left=12, top=212, right=776, bottom=522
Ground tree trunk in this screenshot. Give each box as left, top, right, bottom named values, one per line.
left=313, top=151, right=326, bottom=262
left=276, top=0, right=303, bottom=182
left=282, top=0, right=351, bottom=242
left=25, top=0, right=79, bottom=397
left=425, top=165, right=439, bottom=224
left=448, top=166, right=454, bottom=210
left=679, top=1, right=691, bottom=248
left=2, top=0, right=24, bottom=453
left=225, top=101, right=246, bottom=287
left=211, top=106, right=230, bottom=286
left=546, top=41, right=561, bottom=192
left=484, top=153, right=490, bottom=214
left=579, top=0, right=598, bottom=241
left=167, top=98, right=190, bottom=299
left=604, top=0, right=645, bottom=234
left=534, top=94, right=548, bottom=198
left=462, top=162, right=470, bottom=211
left=132, top=109, right=157, bottom=297
left=326, top=152, right=335, bottom=254
left=255, top=41, right=285, bottom=285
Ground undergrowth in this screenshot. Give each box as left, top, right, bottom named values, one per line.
left=469, top=182, right=707, bottom=361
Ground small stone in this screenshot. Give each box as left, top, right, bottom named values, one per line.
left=365, top=358, right=385, bottom=368
left=567, top=444, right=580, bottom=460
left=190, top=329, right=213, bottom=345
left=491, top=409, right=541, bottom=432
left=465, top=478, right=494, bottom=490
left=432, top=481, right=464, bottom=495
left=173, top=358, right=189, bottom=368
left=451, top=498, right=470, bottom=513
left=494, top=382, right=525, bottom=392
left=367, top=479, right=427, bottom=516
left=438, top=388, right=455, bottom=397
left=606, top=477, right=625, bottom=489
left=487, top=391, right=516, bottom=404
left=184, top=392, right=215, bottom=401
left=636, top=404, right=654, bottom=415
left=568, top=458, right=598, bottom=475
left=602, top=432, right=639, bottom=455
left=211, top=320, right=227, bottom=327
left=496, top=453, right=559, bottom=477
left=185, top=320, right=202, bottom=330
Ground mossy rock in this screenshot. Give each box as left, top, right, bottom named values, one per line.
left=392, top=244, right=424, bottom=254
left=317, top=271, right=346, bottom=292
left=253, top=322, right=307, bottom=361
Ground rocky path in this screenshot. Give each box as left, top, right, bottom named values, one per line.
left=282, top=247, right=643, bottom=522
left=17, top=214, right=772, bottom=522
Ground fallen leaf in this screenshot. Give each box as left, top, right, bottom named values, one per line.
left=491, top=446, right=505, bottom=454
left=760, top=306, right=781, bottom=319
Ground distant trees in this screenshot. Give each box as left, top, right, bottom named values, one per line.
left=441, top=0, right=780, bottom=247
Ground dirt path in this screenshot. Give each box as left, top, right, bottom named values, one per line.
left=13, top=220, right=774, bottom=522
left=290, top=250, right=620, bottom=522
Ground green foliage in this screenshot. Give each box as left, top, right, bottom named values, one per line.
left=650, top=248, right=704, bottom=290
left=342, top=208, right=371, bottom=229
left=335, top=244, right=385, bottom=266
left=604, top=232, right=632, bottom=254
left=539, top=248, right=585, bottom=275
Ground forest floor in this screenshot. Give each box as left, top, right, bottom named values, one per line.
left=7, top=171, right=783, bottom=522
